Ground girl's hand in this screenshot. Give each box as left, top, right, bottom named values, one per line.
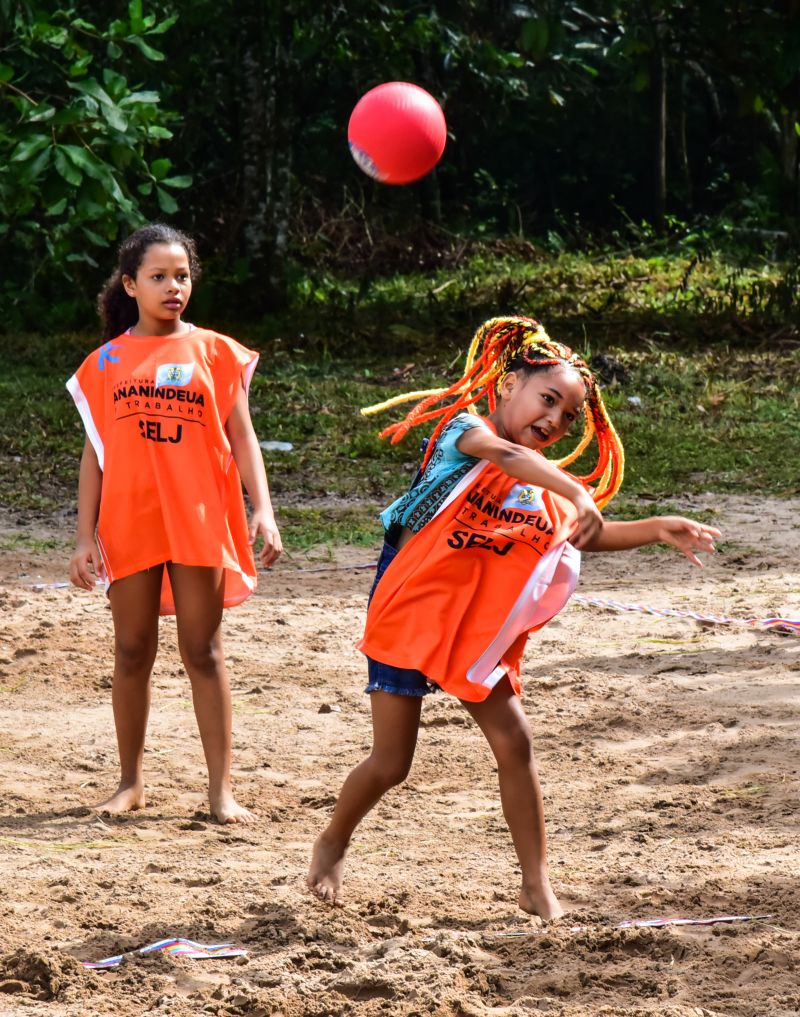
left=69, top=537, right=105, bottom=590
left=250, top=510, right=283, bottom=567
left=568, top=488, right=604, bottom=550
left=656, top=516, right=721, bottom=567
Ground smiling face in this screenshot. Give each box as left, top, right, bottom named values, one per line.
left=122, top=242, right=193, bottom=335
left=491, top=363, right=586, bottom=450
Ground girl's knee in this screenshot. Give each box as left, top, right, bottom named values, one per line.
left=114, top=636, right=157, bottom=676
left=492, top=724, right=534, bottom=769
left=179, top=638, right=224, bottom=677
left=368, top=751, right=413, bottom=790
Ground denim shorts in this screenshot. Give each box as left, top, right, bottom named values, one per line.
left=364, top=541, right=438, bottom=698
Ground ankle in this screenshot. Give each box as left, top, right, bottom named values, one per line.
left=316, top=828, right=349, bottom=851
left=521, top=870, right=552, bottom=892
left=118, top=776, right=144, bottom=789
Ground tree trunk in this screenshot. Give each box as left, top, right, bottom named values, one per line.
left=775, top=1, right=800, bottom=218
left=675, top=66, right=692, bottom=210
left=266, top=67, right=292, bottom=310
left=777, top=108, right=799, bottom=218
left=240, top=8, right=269, bottom=288
left=238, top=4, right=291, bottom=313
left=652, top=43, right=667, bottom=230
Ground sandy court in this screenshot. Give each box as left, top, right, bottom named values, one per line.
left=0, top=494, right=798, bottom=1016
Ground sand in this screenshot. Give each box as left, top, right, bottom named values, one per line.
left=0, top=494, right=798, bottom=1016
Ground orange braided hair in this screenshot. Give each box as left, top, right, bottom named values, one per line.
left=361, top=315, right=625, bottom=509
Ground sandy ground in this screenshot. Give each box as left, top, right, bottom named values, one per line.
left=0, top=494, right=798, bottom=1017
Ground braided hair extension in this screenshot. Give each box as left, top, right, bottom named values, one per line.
left=96, top=223, right=202, bottom=341
left=361, top=315, right=625, bottom=508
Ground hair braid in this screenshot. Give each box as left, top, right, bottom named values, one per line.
left=361, top=314, right=625, bottom=508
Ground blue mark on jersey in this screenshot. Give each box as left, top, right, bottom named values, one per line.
left=98, top=342, right=121, bottom=371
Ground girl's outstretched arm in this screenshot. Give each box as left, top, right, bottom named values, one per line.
left=457, top=425, right=603, bottom=549
left=582, top=516, right=721, bottom=566
left=69, top=437, right=105, bottom=589
left=226, top=385, right=283, bottom=567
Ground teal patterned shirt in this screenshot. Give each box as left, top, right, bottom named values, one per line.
left=380, top=414, right=488, bottom=534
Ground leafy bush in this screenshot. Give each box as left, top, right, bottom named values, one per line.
left=0, top=2, right=187, bottom=329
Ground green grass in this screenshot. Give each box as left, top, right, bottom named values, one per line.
left=276, top=506, right=383, bottom=551
left=1, top=251, right=798, bottom=549
left=261, top=246, right=800, bottom=356
left=2, top=345, right=797, bottom=550
left=0, top=533, right=68, bottom=552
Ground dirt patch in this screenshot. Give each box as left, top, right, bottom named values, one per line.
left=0, top=494, right=798, bottom=1016
left=0, top=947, right=92, bottom=1002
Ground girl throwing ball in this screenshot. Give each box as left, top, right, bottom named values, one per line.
left=308, top=316, right=719, bottom=917
left=68, top=223, right=282, bottom=823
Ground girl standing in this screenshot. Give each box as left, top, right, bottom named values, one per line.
left=68, top=223, right=281, bottom=823
left=308, top=316, right=719, bottom=916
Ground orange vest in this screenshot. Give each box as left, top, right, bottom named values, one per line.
left=359, top=459, right=580, bottom=701
left=67, top=329, right=258, bottom=615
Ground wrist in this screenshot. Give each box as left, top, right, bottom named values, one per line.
left=653, top=518, right=670, bottom=543
left=566, top=481, right=592, bottom=503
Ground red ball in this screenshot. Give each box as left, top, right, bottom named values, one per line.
left=348, top=82, right=447, bottom=185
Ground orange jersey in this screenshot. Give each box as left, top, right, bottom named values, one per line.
left=359, top=457, right=580, bottom=701
left=67, top=329, right=259, bottom=614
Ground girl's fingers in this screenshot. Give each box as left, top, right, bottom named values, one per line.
left=256, top=531, right=282, bottom=567
left=76, top=562, right=93, bottom=589
left=567, top=522, right=582, bottom=548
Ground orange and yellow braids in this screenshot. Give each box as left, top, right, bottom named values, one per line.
left=361, top=315, right=625, bottom=509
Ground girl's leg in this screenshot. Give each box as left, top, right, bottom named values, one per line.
left=102, top=566, right=164, bottom=813
left=168, top=563, right=252, bottom=824
left=308, top=690, right=422, bottom=904
left=462, top=678, right=564, bottom=920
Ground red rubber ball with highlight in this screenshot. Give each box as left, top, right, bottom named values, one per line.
left=348, top=81, right=447, bottom=185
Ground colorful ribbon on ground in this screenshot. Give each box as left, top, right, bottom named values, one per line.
left=615, top=913, right=774, bottom=930
left=25, top=575, right=799, bottom=635
left=572, top=593, right=800, bottom=635
left=82, top=937, right=247, bottom=969
left=482, top=913, right=775, bottom=940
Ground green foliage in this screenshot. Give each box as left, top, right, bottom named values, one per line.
left=2, top=0, right=800, bottom=331
left=276, top=507, right=382, bottom=551
left=593, top=347, right=800, bottom=499
left=266, top=242, right=800, bottom=361
left=1, top=314, right=797, bottom=545
left=0, top=2, right=185, bottom=328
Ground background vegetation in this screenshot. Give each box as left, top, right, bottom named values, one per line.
left=1, top=1, right=798, bottom=549
left=2, top=0, right=799, bottom=333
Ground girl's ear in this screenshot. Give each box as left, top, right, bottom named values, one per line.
left=497, top=370, right=520, bottom=401
left=121, top=274, right=136, bottom=298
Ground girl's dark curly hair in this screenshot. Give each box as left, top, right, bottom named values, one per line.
left=97, top=223, right=201, bottom=340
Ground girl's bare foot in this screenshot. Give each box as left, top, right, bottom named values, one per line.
left=307, top=833, right=347, bottom=905
left=519, top=881, right=565, bottom=920
left=94, top=782, right=145, bottom=815
left=210, top=788, right=255, bottom=824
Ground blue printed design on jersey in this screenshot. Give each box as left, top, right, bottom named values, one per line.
left=98, top=342, right=121, bottom=371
